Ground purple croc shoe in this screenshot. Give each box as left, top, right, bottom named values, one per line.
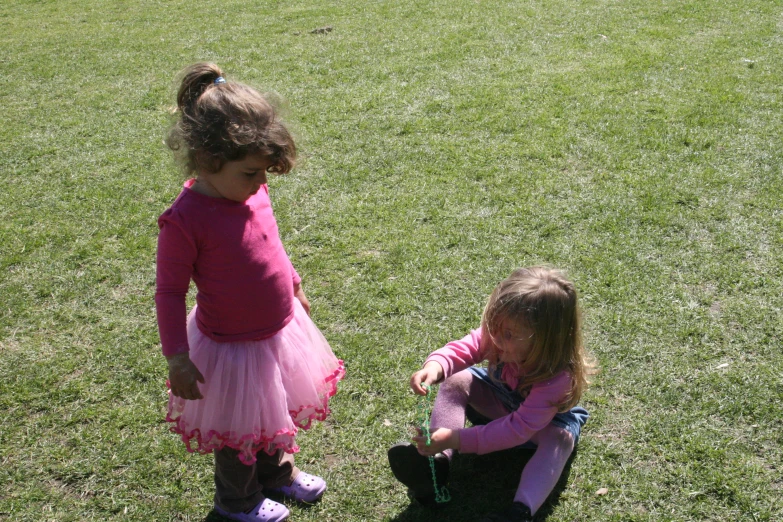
left=214, top=497, right=289, bottom=522
left=267, top=472, right=327, bottom=503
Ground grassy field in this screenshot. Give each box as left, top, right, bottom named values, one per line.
left=1, top=0, right=781, bottom=520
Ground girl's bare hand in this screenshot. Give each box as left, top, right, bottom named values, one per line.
left=409, top=361, right=444, bottom=395
left=167, top=353, right=205, bottom=400
left=413, top=427, right=459, bottom=456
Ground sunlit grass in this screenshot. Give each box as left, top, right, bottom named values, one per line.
left=1, top=0, right=781, bottom=520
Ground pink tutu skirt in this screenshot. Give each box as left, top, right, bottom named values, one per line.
left=166, top=300, right=345, bottom=465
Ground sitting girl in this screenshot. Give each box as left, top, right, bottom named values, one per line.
left=388, top=266, right=593, bottom=521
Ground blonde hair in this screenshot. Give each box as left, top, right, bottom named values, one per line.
left=481, top=266, right=594, bottom=411
left=166, top=62, right=296, bottom=176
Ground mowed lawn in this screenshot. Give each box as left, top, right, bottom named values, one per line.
left=1, top=0, right=781, bottom=521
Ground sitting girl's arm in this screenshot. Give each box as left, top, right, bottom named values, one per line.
left=458, top=371, right=571, bottom=455
left=414, top=372, right=569, bottom=456
left=423, top=329, right=486, bottom=380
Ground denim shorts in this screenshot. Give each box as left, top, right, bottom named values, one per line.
left=467, top=366, right=589, bottom=448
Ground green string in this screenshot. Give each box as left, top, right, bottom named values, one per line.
left=417, top=385, right=451, bottom=504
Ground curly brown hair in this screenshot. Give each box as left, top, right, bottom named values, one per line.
left=480, top=266, right=595, bottom=411
left=166, top=62, right=296, bottom=175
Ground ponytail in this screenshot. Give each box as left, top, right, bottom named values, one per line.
left=176, top=62, right=224, bottom=115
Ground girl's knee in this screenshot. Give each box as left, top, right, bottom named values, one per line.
left=441, top=370, right=473, bottom=394
left=539, top=425, right=575, bottom=452
left=555, top=427, right=575, bottom=451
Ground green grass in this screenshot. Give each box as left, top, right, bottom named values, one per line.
left=1, top=0, right=782, bottom=520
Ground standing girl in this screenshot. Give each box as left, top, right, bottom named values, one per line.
left=156, top=63, right=344, bottom=522
left=388, top=266, right=593, bottom=522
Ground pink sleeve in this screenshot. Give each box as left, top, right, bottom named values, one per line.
left=155, top=210, right=197, bottom=357
left=425, top=329, right=486, bottom=379
left=458, top=371, right=572, bottom=455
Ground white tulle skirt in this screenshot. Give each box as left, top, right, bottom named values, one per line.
left=166, top=300, right=344, bottom=465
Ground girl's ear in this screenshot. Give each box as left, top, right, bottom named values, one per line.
left=194, top=151, right=222, bottom=174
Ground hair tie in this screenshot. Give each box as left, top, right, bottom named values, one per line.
left=214, top=76, right=226, bottom=85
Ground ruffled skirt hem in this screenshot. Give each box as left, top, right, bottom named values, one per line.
left=165, top=300, right=344, bottom=465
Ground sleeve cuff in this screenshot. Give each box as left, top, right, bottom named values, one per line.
left=457, top=427, right=480, bottom=454
left=162, top=343, right=190, bottom=358
left=425, top=354, right=452, bottom=379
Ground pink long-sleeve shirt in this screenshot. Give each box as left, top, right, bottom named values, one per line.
left=155, top=180, right=301, bottom=357
left=425, top=329, right=572, bottom=455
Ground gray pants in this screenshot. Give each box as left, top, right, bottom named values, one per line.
left=214, top=447, right=300, bottom=513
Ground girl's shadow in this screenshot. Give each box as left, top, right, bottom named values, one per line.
left=389, top=446, right=578, bottom=522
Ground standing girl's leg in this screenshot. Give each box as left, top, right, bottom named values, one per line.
left=514, top=424, right=575, bottom=514
left=213, top=448, right=291, bottom=521
left=214, top=447, right=265, bottom=512
left=256, top=450, right=298, bottom=490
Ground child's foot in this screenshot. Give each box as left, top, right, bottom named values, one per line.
left=214, top=497, right=289, bottom=522
left=387, top=443, right=449, bottom=505
left=480, top=502, right=533, bottom=522
left=266, top=471, right=327, bottom=503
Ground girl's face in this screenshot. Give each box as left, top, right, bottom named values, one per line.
left=194, top=154, right=273, bottom=202
left=494, top=317, right=534, bottom=365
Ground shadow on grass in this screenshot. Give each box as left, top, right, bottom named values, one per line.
left=389, top=447, right=578, bottom=522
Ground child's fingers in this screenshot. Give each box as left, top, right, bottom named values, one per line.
left=418, top=371, right=440, bottom=392
left=174, top=387, right=190, bottom=400
left=414, top=440, right=436, bottom=456
left=412, top=427, right=436, bottom=440
left=409, top=373, right=429, bottom=395
left=170, top=374, right=203, bottom=400
left=185, top=374, right=203, bottom=399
